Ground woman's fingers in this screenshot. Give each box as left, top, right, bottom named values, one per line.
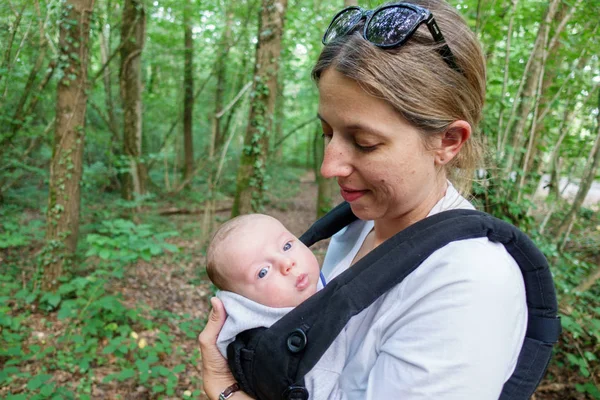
left=199, top=297, right=227, bottom=348
left=199, top=297, right=236, bottom=399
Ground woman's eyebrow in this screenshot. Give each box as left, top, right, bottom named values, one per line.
left=317, top=113, right=382, bottom=135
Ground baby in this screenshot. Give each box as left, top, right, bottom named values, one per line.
left=206, top=213, right=346, bottom=400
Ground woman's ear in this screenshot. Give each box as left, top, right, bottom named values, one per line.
left=434, top=120, right=471, bottom=166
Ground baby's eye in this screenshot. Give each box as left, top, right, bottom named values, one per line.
left=283, top=241, right=292, bottom=251
left=258, top=267, right=269, bottom=279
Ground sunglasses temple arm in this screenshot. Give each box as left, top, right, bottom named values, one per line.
left=425, top=18, right=465, bottom=76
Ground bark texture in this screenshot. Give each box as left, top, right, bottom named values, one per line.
left=120, top=0, right=147, bottom=200
left=183, top=1, right=194, bottom=181
left=43, top=0, right=94, bottom=291
left=232, top=0, right=288, bottom=216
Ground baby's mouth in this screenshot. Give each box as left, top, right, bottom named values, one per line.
left=296, top=273, right=309, bottom=290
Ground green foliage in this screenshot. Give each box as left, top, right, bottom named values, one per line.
left=85, top=218, right=179, bottom=264
left=0, top=190, right=203, bottom=398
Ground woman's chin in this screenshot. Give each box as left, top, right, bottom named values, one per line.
left=349, top=202, right=379, bottom=221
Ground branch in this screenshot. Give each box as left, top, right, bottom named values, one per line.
left=146, top=70, right=216, bottom=170
left=89, top=14, right=139, bottom=86
left=0, top=1, right=27, bottom=86
left=216, top=81, right=252, bottom=119
left=272, top=117, right=318, bottom=149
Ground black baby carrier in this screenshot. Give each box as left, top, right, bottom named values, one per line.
left=226, top=202, right=562, bottom=400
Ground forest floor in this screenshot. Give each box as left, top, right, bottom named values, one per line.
left=2, top=169, right=596, bottom=399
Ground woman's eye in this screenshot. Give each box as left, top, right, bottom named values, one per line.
left=283, top=241, right=292, bottom=251
left=258, top=267, right=269, bottom=279
left=355, top=142, right=378, bottom=152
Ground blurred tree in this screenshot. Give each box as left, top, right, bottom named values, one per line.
left=120, top=0, right=147, bottom=200
left=232, top=0, right=288, bottom=215
left=182, top=0, right=194, bottom=182
left=43, top=0, right=94, bottom=291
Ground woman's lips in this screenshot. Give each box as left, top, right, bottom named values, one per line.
left=296, top=273, right=309, bottom=290
left=340, top=187, right=367, bottom=202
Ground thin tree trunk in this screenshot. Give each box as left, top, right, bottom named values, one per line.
left=120, top=0, right=147, bottom=200
left=555, top=90, right=600, bottom=241
left=1, top=58, right=56, bottom=148
left=572, top=266, right=600, bottom=294
left=521, top=1, right=581, bottom=181
left=100, top=0, right=118, bottom=140
left=213, top=7, right=234, bottom=152
left=0, top=2, right=27, bottom=91
left=528, top=52, right=590, bottom=193
left=182, top=0, right=194, bottom=181
left=232, top=0, right=288, bottom=216
left=502, top=0, right=561, bottom=174
left=43, top=0, right=94, bottom=291
left=515, top=25, right=552, bottom=202
left=496, top=0, right=518, bottom=154
left=273, top=68, right=285, bottom=161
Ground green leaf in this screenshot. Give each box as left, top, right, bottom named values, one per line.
left=172, top=364, right=185, bottom=374
left=27, top=373, right=53, bottom=390
left=117, top=368, right=136, bottom=381
left=40, top=382, right=56, bottom=396
left=44, top=293, right=61, bottom=308
left=152, top=385, right=165, bottom=393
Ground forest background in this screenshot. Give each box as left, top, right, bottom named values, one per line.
left=1, top=0, right=599, bottom=398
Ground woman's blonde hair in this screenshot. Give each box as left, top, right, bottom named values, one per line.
left=312, top=0, right=485, bottom=194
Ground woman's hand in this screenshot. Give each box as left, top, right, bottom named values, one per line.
left=198, top=297, right=238, bottom=400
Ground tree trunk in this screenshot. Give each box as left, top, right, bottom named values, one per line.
left=232, top=0, right=288, bottom=216
left=555, top=90, right=600, bottom=241
left=273, top=68, right=285, bottom=161
left=496, top=0, right=518, bottom=154
left=213, top=8, right=234, bottom=152
left=42, top=0, right=94, bottom=291
left=120, top=0, right=147, bottom=201
left=100, top=0, right=119, bottom=141
left=520, top=1, right=581, bottom=184
left=504, top=0, right=561, bottom=175
left=182, top=0, right=194, bottom=181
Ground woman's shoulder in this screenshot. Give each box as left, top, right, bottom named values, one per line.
left=402, top=237, right=525, bottom=302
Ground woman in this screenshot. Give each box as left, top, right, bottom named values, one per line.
left=199, top=1, right=527, bottom=398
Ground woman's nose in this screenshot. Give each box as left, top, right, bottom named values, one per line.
left=320, top=136, right=352, bottom=179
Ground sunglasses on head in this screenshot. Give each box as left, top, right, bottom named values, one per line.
left=322, top=2, right=463, bottom=75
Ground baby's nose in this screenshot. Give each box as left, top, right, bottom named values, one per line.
left=280, top=257, right=295, bottom=274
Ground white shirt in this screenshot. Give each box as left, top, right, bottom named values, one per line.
left=320, top=183, right=527, bottom=399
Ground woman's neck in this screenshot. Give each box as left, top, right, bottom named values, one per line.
left=371, top=179, right=448, bottom=248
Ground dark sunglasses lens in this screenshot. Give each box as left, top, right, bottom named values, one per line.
left=324, top=8, right=363, bottom=44
left=366, top=7, right=422, bottom=46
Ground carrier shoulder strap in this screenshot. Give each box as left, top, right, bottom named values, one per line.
left=227, top=203, right=561, bottom=400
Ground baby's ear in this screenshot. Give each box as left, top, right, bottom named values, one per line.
left=434, top=120, right=471, bottom=165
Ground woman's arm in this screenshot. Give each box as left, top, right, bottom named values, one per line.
left=198, top=297, right=253, bottom=400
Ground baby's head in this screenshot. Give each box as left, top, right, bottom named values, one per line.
left=206, top=214, right=320, bottom=308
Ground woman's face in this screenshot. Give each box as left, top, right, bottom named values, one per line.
left=318, top=69, right=447, bottom=224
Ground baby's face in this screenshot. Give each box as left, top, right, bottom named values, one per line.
left=219, top=215, right=320, bottom=308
